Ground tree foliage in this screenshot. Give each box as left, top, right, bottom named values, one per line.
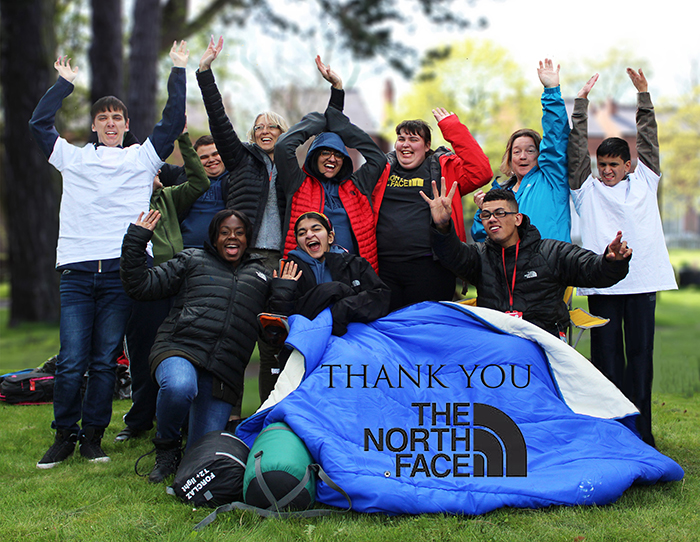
left=659, top=86, right=700, bottom=208
left=562, top=45, right=650, bottom=102
left=386, top=38, right=541, bottom=173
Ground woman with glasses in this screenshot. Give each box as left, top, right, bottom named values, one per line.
left=275, top=56, right=387, bottom=272
left=196, top=37, right=291, bottom=403
left=471, top=59, right=571, bottom=244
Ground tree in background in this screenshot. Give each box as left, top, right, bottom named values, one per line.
left=562, top=46, right=649, bottom=101
left=386, top=38, right=541, bottom=162
left=659, top=86, right=700, bottom=224
left=0, top=0, right=62, bottom=323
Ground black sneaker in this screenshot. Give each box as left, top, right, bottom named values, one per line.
left=37, top=429, right=78, bottom=469
left=79, top=427, right=110, bottom=463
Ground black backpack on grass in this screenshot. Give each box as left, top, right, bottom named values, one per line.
left=0, top=369, right=54, bottom=404
left=169, top=430, right=250, bottom=508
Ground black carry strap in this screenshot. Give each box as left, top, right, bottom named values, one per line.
left=254, top=450, right=313, bottom=511
left=193, top=463, right=352, bottom=531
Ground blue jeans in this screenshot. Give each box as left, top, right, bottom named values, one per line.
left=154, top=356, right=233, bottom=448
left=54, top=270, right=133, bottom=431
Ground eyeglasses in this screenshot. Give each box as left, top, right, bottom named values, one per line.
left=479, top=209, right=518, bottom=220
left=253, top=124, right=280, bottom=132
left=319, top=150, right=344, bottom=160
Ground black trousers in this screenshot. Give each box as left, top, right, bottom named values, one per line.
left=379, top=255, right=457, bottom=312
left=588, top=292, right=657, bottom=446
left=123, top=297, right=172, bottom=431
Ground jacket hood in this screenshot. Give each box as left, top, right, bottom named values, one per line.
left=304, top=132, right=353, bottom=182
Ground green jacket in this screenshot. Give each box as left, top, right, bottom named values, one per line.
left=150, top=132, right=210, bottom=265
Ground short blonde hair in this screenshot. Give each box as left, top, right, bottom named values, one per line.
left=247, top=112, right=289, bottom=144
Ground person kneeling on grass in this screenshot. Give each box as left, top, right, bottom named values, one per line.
left=120, top=209, right=299, bottom=483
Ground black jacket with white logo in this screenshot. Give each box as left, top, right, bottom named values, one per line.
left=432, top=215, right=629, bottom=335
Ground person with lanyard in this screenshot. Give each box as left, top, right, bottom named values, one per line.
left=422, top=185, right=632, bottom=339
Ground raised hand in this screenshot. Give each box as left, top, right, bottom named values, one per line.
left=432, top=107, right=454, bottom=123
left=169, top=40, right=189, bottom=68
left=273, top=260, right=302, bottom=281
left=577, top=73, right=599, bottom=99
left=315, top=55, right=343, bottom=90
left=473, top=189, right=485, bottom=210
left=134, top=210, right=161, bottom=231
left=605, top=230, right=633, bottom=261
left=627, top=68, right=648, bottom=93
left=54, top=56, right=79, bottom=83
left=199, top=35, right=223, bottom=71
left=419, top=176, right=458, bottom=233
left=537, top=58, right=560, bottom=89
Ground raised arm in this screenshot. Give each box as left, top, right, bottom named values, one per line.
left=120, top=211, right=188, bottom=301
left=568, top=74, right=598, bottom=190
left=324, top=105, right=388, bottom=195
left=168, top=131, right=211, bottom=213
left=28, top=56, right=79, bottom=157
left=420, top=177, right=458, bottom=233
left=148, top=41, right=188, bottom=160
left=274, top=112, right=327, bottom=193
left=316, top=55, right=345, bottom=111
left=196, top=36, right=248, bottom=173
left=535, top=59, right=570, bottom=189
left=628, top=68, right=660, bottom=175
left=434, top=110, right=492, bottom=195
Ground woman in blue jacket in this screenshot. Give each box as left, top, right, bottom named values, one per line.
left=471, top=59, right=571, bottom=243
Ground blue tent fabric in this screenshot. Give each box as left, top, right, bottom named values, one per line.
left=238, top=302, right=683, bottom=515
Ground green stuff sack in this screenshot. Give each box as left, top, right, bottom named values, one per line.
left=243, top=422, right=315, bottom=511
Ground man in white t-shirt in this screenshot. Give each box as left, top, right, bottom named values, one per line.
left=29, top=43, right=189, bottom=468
left=568, top=68, right=677, bottom=447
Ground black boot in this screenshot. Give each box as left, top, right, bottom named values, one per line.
left=149, top=437, right=182, bottom=483
left=79, top=427, right=110, bottom=463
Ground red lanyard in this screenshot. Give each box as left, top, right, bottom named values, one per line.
left=502, top=241, right=520, bottom=310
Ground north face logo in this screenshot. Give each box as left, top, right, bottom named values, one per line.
left=256, top=271, right=268, bottom=281
left=524, top=271, right=537, bottom=279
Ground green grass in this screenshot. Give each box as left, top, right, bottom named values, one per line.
left=1, top=280, right=699, bottom=540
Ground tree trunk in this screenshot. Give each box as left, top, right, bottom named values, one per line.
left=127, top=0, right=161, bottom=143
left=0, top=0, right=61, bottom=324
left=89, top=0, right=124, bottom=104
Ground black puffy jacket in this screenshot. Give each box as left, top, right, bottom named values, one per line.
left=282, top=250, right=391, bottom=336
left=432, top=215, right=630, bottom=335
left=120, top=224, right=294, bottom=402
left=196, top=68, right=286, bottom=247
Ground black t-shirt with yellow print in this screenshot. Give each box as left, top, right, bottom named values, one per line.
left=376, top=159, right=433, bottom=261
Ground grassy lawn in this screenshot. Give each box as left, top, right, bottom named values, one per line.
left=0, top=265, right=698, bottom=541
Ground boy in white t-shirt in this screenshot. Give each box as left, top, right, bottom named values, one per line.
left=568, top=68, right=677, bottom=447
left=29, top=42, right=189, bottom=468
